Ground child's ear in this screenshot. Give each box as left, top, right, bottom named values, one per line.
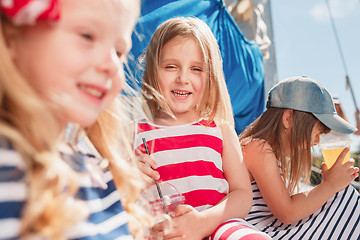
left=282, top=109, right=293, bottom=130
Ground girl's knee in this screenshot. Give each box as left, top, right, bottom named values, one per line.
left=210, top=219, right=272, bottom=240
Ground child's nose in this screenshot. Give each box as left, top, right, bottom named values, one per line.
left=96, top=48, right=121, bottom=78
left=176, top=70, right=190, bottom=84
left=312, top=136, right=320, bottom=146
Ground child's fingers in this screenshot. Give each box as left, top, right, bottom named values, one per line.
left=348, top=166, right=359, bottom=176
left=137, top=154, right=160, bottom=180
left=163, top=234, right=185, bottom=240
left=138, top=154, right=158, bottom=169
left=321, top=162, right=328, bottom=173
left=334, top=147, right=350, bottom=166
left=138, top=163, right=160, bottom=180
left=171, top=204, right=193, bottom=218
left=343, top=158, right=356, bottom=169
left=151, top=217, right=184, bottom=240
left=151, top=218, right=171, bottom=233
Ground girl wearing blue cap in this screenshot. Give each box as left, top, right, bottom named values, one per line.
left=239, top=76, right=360, bottom=239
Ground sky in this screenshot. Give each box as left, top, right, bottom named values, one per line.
left=270, top=0, right=360, bottom=151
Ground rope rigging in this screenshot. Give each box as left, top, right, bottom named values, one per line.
left=325, top=0, right=358, bottom=110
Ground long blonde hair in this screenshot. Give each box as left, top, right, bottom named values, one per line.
left=0, top=10, right=148, bottom=240
left=86, top=97, right=150, bottom=239
left=142, top=17, right=234, bottom=126
left=0, top=15, right=87, bottom=239
left=239, top=108, right=330, bottom=194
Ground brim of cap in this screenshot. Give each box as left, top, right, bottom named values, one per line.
left=313, top=113, right=357, bottom=134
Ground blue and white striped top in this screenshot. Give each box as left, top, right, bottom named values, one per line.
left=246, top=181, right=360, bottom=239
left=0, top=140, right=133, bottom=240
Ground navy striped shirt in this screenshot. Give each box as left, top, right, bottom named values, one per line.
left=0, top=142, right=133, bottom=240
left=246, top=181, right=360, bottom=239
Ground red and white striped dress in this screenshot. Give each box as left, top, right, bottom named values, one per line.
left=134, top=119, right=228, bottom=212
left=134, top=119, right=272, bottom=240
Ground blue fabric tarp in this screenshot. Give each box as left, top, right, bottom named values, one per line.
left=126, top=0, right=264, bottom=134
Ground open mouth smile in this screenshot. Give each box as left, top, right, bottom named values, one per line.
left=171, top=90, right=191, bottom=96
left=78, top=83, right=107, bottom=99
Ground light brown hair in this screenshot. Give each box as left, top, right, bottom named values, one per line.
left=142, top=17, right=234, bottom=126
left=239, top=108, right=330, bottom=194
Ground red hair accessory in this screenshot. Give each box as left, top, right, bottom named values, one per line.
left=0, top=0, right=60, bottom=26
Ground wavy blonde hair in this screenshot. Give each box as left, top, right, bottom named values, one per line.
left=0, top=15, right=87, bottom=239
left=142, top=17, right=234, bottom=126
left=86, top=97, right=150, bottom=239
left=239, top=108, right=330, bottom=194
left=0, top=3, right=149, bottom=239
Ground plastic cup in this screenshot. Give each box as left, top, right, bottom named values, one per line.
left=142, top=181, right=185, bottom=217
left=141, top=182, right=185, bottom=239
left=319, top=132, right=351, bottom=168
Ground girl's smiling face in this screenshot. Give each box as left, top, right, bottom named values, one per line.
left=8, top=0, right=139, bottom=127
left=157, top=36, right=207, bottom=122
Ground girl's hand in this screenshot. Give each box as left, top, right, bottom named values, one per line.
left=155, top=205, right=208, bottom=240
left=321, top=147, right=359, bottom=192
left=137, top=153, right=160, bottom=181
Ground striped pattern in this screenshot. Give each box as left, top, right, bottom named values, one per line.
left=134, top=119, right=229, bottom=212
left=210, top=219, right=272, bottom=240
left=246, top=181, right=360, bottom=239
left=0, top=143, right=132, bottom=240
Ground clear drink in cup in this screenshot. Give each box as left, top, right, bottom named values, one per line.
left=319, top=131, right=352, bottom=168
left=142, top=181, right=185, bottom=239
left=142, top=181, right=185, bottom=217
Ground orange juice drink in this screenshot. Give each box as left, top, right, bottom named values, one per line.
left=321, top=147, right=350, bottom=168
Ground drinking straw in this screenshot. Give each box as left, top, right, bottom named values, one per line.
left=142, top=138, right=168, bottom=214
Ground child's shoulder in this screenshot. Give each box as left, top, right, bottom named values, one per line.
left=212, top=119, right=234, bottom=130
left=241, top=138, right=273, bottom=154
left=241, top=138, right=275, bottom=168
left=212, top=120, right=239, bottom=144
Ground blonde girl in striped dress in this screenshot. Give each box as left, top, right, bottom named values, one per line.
left=133, top=17, right=271, bottom=240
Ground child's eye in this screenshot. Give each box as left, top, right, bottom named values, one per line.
left=111, top=49, right=127, bottom=64
left=116, top=51, right=123, bottom=58
left=192, top=67, right=203, bottom=72
left=81, top=33, right=94, bottom=41
left=165, top=65, right=176, bottom=69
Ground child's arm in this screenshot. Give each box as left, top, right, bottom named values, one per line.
left=208, top=122, right=253, bottom=220
left=243, top=140, right=359, bottom=225
left=166, top=123, right=253, bottom=239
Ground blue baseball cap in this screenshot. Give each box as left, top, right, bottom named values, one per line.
left=266, top=76, right=357, bottom=134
